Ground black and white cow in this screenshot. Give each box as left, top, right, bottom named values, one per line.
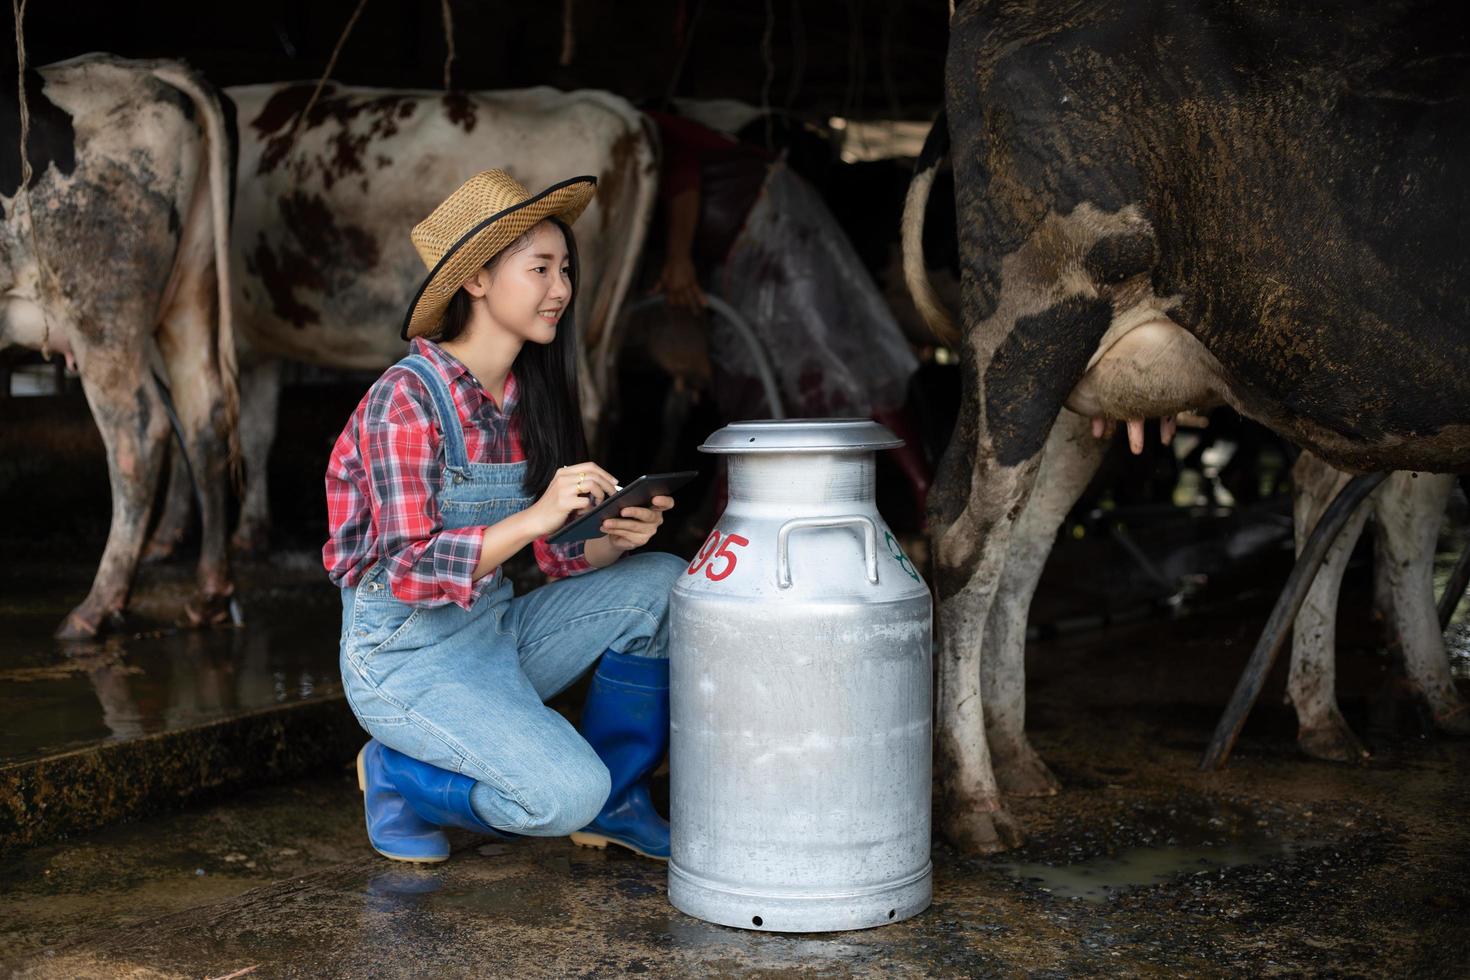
left=903, top=1, right=1469, bottom=853
left=146, top=82, right=657, bottom=555
left=1289, top=458, right=1464, bottom=762
left=1, top=54, right=238, bottom=638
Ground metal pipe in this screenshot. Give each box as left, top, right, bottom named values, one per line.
left=1201, top=471, right=1388, bottom=770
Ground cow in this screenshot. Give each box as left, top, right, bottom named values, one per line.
left=1, top=54, right=238, bottom=639
left=1290, top=458, right=1465, bottom=762
left=144, top=82, right=657, bottom=556
left=902, top=0, right=1469, bottom=853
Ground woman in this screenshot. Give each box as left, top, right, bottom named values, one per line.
left=324, top=170, right=683, bottom=863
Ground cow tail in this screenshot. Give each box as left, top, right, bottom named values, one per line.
left=150, top=64, right=242, bottom=482
left=902, top=109, right=960, bottom=350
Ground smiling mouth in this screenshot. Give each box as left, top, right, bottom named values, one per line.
left=538, top=309, right=562, bottom=322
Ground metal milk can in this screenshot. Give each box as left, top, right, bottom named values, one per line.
left=668, top=419, right=933, bottom=933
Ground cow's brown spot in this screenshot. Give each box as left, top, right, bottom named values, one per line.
left=254, top=86, right=418, bottom=181
left=596, top=129, right=643, bottom=234
left=280, top=192, right=380, bottom=269
left=247, top=237, right=321, bottom=328
left=443, top=92, right=476, bottom=133
left=245, top=192, right=381, bottom=329
left=250, top=83, right=318, bottom=136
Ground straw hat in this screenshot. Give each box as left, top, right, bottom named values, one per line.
left=400, top=170, right=598, bottom=340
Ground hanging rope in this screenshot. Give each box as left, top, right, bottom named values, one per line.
left=662, top=0, right=705, bottom=109
left=441, top=0, right=457, bottom=89
left=785, top=0, right=806, bottom=110
left=760, top=0, right=776, bottom=150
left=559, top=0, right=575, bottom=67
left=11, top=0, right=61, bottom=360
left=284, top=0, right=369, bottom=151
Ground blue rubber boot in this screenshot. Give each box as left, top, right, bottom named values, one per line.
left=377, top=742, right=514, bottom=840
left=570, top=650, right=671, bottom=860
left=356, top=740, right=450, bottom=863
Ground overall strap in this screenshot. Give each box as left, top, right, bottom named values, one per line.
left=400, top=354, right=470, bottom=473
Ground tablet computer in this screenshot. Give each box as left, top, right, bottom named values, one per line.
left=545, top=470, right=699, bottom=545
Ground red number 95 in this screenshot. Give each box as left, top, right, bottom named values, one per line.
left=687, top=530, right=750, bottom=583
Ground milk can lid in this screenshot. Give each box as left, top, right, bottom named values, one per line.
left=698, top=418, right=904, bottom=454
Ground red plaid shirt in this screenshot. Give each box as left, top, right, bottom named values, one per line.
left=323, top=338, right=591, bottom=607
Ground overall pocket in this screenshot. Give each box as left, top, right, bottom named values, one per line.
left=346, top=568, right=422, bottom=672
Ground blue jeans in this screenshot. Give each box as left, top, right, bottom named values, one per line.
left=340, top=551, right=685, bottom=836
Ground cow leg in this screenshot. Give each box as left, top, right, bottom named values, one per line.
left=931, top=374, right=1037, bottom=853
left=1374, top=471, right=1467, bottom=733
left=59, top=341, right=173, bottom=638
left=232, top=359, right=281, bottom=556
left=1287, top=452, right=1373, bottom=762
left=985, top=409, right=1107, bottom=796
left=143, top=444, right=195, bottom=562
left=156, top=249, right=234, bottom=627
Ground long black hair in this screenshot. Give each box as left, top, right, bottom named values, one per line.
left=433, top=216, right=586, bottom=496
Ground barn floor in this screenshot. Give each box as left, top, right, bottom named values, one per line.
left=3, top=554, right=1468, bottom=977
left=4, top=387, right=1468, bottom=975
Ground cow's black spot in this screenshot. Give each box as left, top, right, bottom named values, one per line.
left=161, top=84, right=197, bottom=123
left=1084, top=232, right=1155, bottom=285
left=219, top=89, right=240, bottom=222
left=0, top=70, right=77, bottom=198
left=136, top=385, right=153, bottom=441
left=914, top=108, right=949, bottom=175
left=984, top=295, right=1113, bottom=467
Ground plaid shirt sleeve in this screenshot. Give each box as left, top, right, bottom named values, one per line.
left=362, top=375, right=487, bottom=608
left=534, top=534, right=591, bottom=579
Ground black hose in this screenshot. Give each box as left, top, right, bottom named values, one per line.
left=1438, top=537, right=1470, bottom=630
left=1201, top=471, right=1388, bottom=770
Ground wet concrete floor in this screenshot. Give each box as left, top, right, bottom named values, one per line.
left=3, top=581, right=1467, bottom=978
left=0, top=552, right=342, bottom=764
left=3, top=392, right=1467, bottom=975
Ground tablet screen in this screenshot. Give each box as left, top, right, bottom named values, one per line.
left=545, top=470, right=699, bottom=545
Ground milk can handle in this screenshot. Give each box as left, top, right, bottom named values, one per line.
left=776, top=516, right=880, bottom=589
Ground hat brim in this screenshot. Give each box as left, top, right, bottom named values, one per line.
left=401, top=175, right=598, bottom=341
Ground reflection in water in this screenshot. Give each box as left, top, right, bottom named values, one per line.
left=89, top=663, right=145, bottom=740
left=2, top=588, right=342, bottom=763
left=995, top=838, right=1310, bottom=903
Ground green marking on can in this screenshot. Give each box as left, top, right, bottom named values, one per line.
left=884, top=531, right=921, bottom=583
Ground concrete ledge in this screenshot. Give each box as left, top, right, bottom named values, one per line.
left=0, top=695, right=361, bottom=857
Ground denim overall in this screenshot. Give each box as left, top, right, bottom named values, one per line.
left=340, top=353, right=683, bottom=859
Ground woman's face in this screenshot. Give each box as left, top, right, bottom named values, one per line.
left=470, top=221, right=572, bottom=346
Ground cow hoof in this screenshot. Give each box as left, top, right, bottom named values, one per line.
left=230, top=526, right=270, bottom=559
left=183, top=591, right=237, bottom=629
left=1433, top=703, right=1470, bottom=736
left=55, top=610, right=102, bottom=640
left=142, top=533, right=184, bottom=564
left=1298, top=723, right=1370, bottom=764
left=993, top=742, right=1062, bottom=798
left=941, top=805, right=1025, bottom=855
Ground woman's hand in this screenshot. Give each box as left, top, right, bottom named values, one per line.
left=523, top=463, right=620, bottom=539
left=599, top=495, right=675, bottom=553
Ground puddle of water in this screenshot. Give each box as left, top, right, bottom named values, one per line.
left=995, top=836, right=1311, bottom=903
left=0, top=560, right=342, bottom=765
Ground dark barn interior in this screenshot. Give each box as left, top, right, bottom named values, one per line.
left=2, top=2, right=1467, bottom=976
